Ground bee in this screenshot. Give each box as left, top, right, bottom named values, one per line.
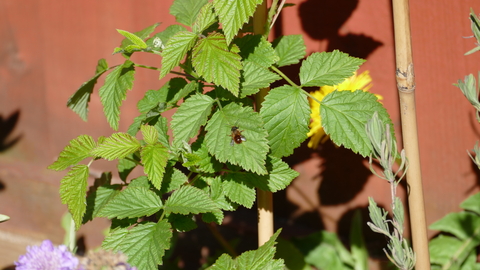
left=229, top=126, right=246, bottom=146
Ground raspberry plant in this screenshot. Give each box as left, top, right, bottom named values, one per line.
left=48, top=0, right=395, bottom=268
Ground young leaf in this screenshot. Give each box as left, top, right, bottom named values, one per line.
left=240, top=61, right=281, bottom=97
left=193, top=2, right=217, bottom=34
left=146, top=25, right=187, bottom=50
left=127, top=114, right=147, bottom=136
left=117, top=29, right=148, bottom=49
left=192, top=33, right=242, bottom=95
left=170, top=0, right=208, bottom=26
left=205, top=103, right=269, bottom=175
left=164, top=185, right=220, bottom=215
left=67, top=59, right=109, bottom=121
left=120, top=23, right=160, bottom=49
left=159, top=31, right=197, bottom=79
left=272, top=35, right=306, bottom=67
left=141, top=124, right=159, bottom=145
left=222, top=174, right=256, bottom=208
left=60, top=165, right=89, bottom=230
left=191, top=138, right=223, bottom=173
left=141, top=143, right=169, bottom=189
left=97, top=187, right=163, bottom=219
left=104, top=220, right=173, bottom=269
left=260, top=85, right=310, bottom=158
left=48, top=135, right=96, bottom=171
left=153, top=116, right=171, bottom=149
left=171, top=94, right=214, bottom=148
left=212, top=0, right=263, bottom=44
left=245, top=156, right=299, bottom=192
left=299, top=50, right=365, bottom=87
left=321, top=90, right=393, bottom=157
left=91, top=133, right=141, bottom=160
left=98, top=60, right=135, bottom=130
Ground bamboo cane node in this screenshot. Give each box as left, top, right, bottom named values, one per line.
left=395, top=63, right=416, bottom=93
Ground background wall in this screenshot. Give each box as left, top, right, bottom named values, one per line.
left=1, top=0, right=479, bottom=268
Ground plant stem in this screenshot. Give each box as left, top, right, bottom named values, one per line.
left=270, top=65, right=299, bottom=88
left=391, top=0, right=430, bottom=268
left=206, top=223, right=238, bottom=258
left=254, top=0, right=274, bottom=247
left=134, top=63, right=159, bottom=71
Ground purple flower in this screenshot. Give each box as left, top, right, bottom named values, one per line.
left=15, top=240, right=79, bottom=270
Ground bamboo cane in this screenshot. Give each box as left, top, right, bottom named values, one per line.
left=253, top=0, right=274, bottom=247
left=391, top=0, right=430, bottom=269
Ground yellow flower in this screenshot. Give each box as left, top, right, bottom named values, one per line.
left=307, top=70, right=382, bottom=149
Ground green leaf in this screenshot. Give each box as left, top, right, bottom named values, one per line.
left=141, top=143, right=169, bottom=189
left=168, top=214, right=198, bottom=232
left=299, top=50, right=365, bottom=87
left=141, top=124, right=159, bottom=145
left=234, top=35, right=279, bottom=68
left=236, top=229, right=283, bottom=270
left=159, top=31, right=197, bottom=79
left=429, top=212, right=480, bottom=241
left=60, top=165, right=89, bottom=230
left=120, top=23, right=160, bottom=49
left=153, top=116, right=171, bottom=148
left=67, top=59, right=109, bottom=121
left=292, top=231, right=354, bottom=270
left=97, top=187, right=162, bottom=219
left=48, top=135, right=96, bottom=171
left=209, top=176, right=238, bottom=211
left=461, top=193, right=480, bottom=215
left=350, top=210, right=368, bottom=270
left=260, top=85, right=309, bottom=157
left=429, top=234, right=475, bottom=269
left=98, top=60, right=135, bottom=130
left=117, top=29, right=148, bottom=49
left=272, top=35, right=306, bottom=67
left=171, top=94, right=214, bottom=148
left=275, top=238, right=312, bottom=270
left=91, top=133, right=141, bottom=160
left=164, top=185, right=220, bottom=215
left=159, top=166, right=188, bottom=194
left=193, top=2, right=217, bottom=34
left=104, top=220, right=173, bottom=269
left=246, top=156, right=299, bottom=192
left=240, top=61, right=280, bottom=97
left=117, top=154, right=139, bottom=182
left=207, top=229, right=284, bottom=270
left=205, top=103, right=269, bottom=174
left=170, top=0, right=208, bottom=26
left=191, top=138, right=223, bottom=173
left=207, top=253, right=235, bottom=270
left=127, top=114, right=147, bottom=136
left=139, top=78, right=199, bottom=109
left=320, top=90, right=393, bottom=157
left=212, top=0, right=263, bottom=44
left=192, top=32, right=242, bottom=95
left=146, top=25, right=187, bottom=51
left=222, top=174, right=256, bottom=208
left=83, top=184, right=121, bottom=223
